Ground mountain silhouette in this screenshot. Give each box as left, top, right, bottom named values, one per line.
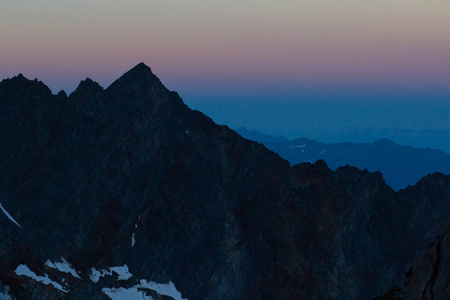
left=237, top=127, right=450, bottom=191
left=1, top=64, right=450, bottom=299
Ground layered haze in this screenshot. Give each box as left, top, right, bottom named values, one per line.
left=2, top=0, right=450, bottom=149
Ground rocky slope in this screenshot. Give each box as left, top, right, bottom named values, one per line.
left=402, top=228, right=450, bottom=299
left=377, top=226, right=450, bottom=300
left=1, top=63, right=450, bottom=299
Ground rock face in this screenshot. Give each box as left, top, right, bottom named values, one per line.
left=1, top=63, right=450, bottom=299
left=378, top=227, right=450, bottom=300
left=403, top=228, right=450, bottom=300
left=237, top=128, right=450, bottom=191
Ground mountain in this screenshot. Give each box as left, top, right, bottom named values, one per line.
left=235, top=127, right=289, bottom=143
left=330, top=127, right=450, bottom=155
left=1, top=63, right=450, bottom=299
left=376, top=226, right=450, bottom=300
left=237, top=128, right=450, bottom=191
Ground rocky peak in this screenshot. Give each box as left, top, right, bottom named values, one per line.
left=70, top=78, right=103, bottom=99
left=106, top=62, right=167, bottom=95
left=57, top=90, right=68, bottom=99
left=0, top=74, right=53, bottom=99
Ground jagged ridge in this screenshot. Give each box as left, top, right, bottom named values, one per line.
left=0, top=64, right=450, bottom=299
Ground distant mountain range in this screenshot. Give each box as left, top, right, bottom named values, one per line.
left=2, top=64, right=450, bottom=299
left=324, top=127, right=450, bottom=155
left=237, top=127, right=450, bottom=191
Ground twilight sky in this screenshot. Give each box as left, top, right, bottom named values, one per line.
left=1, top=1, right=450, bottom=150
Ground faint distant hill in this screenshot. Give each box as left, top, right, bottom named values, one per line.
left=237, top=127, right=450, bottom=191
left=332, top=127, right=450, bottom=155
left=236, top=127, right=289, bottom=143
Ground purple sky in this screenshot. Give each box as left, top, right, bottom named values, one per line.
left=1, top=1, right=450, bottom=149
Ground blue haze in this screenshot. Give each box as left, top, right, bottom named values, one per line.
left=179, top=87, right=450, bottom=153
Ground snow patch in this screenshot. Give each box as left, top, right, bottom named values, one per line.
left=15, top=264, right=68, bottom=293
left=90, top=265, right=133, bottom=282
left=139, top=280, right=186, bottom=300
left=102, top=280, right=186, bottom=300
left=131, top=216, right=140, bottom=248
left=45, top=260, right=56, bottom=269
left=102, top=286, right=153, bottom=300
left=45, top=257, right=81, bottom=279
left=0, top=203, right=21, bottom=227
left=110, top=265, right=133, bottom=281
left=90, top=268, right=112, bottom=283
left=0, top=285, right=13, bottom=300
left=290, top=144, right=306, bottom=148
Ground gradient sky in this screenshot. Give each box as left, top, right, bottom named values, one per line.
left=1, top=1, right=450, bottom=149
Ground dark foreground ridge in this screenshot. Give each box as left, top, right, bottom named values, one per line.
left=1, top=63, right=450, bottom=299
